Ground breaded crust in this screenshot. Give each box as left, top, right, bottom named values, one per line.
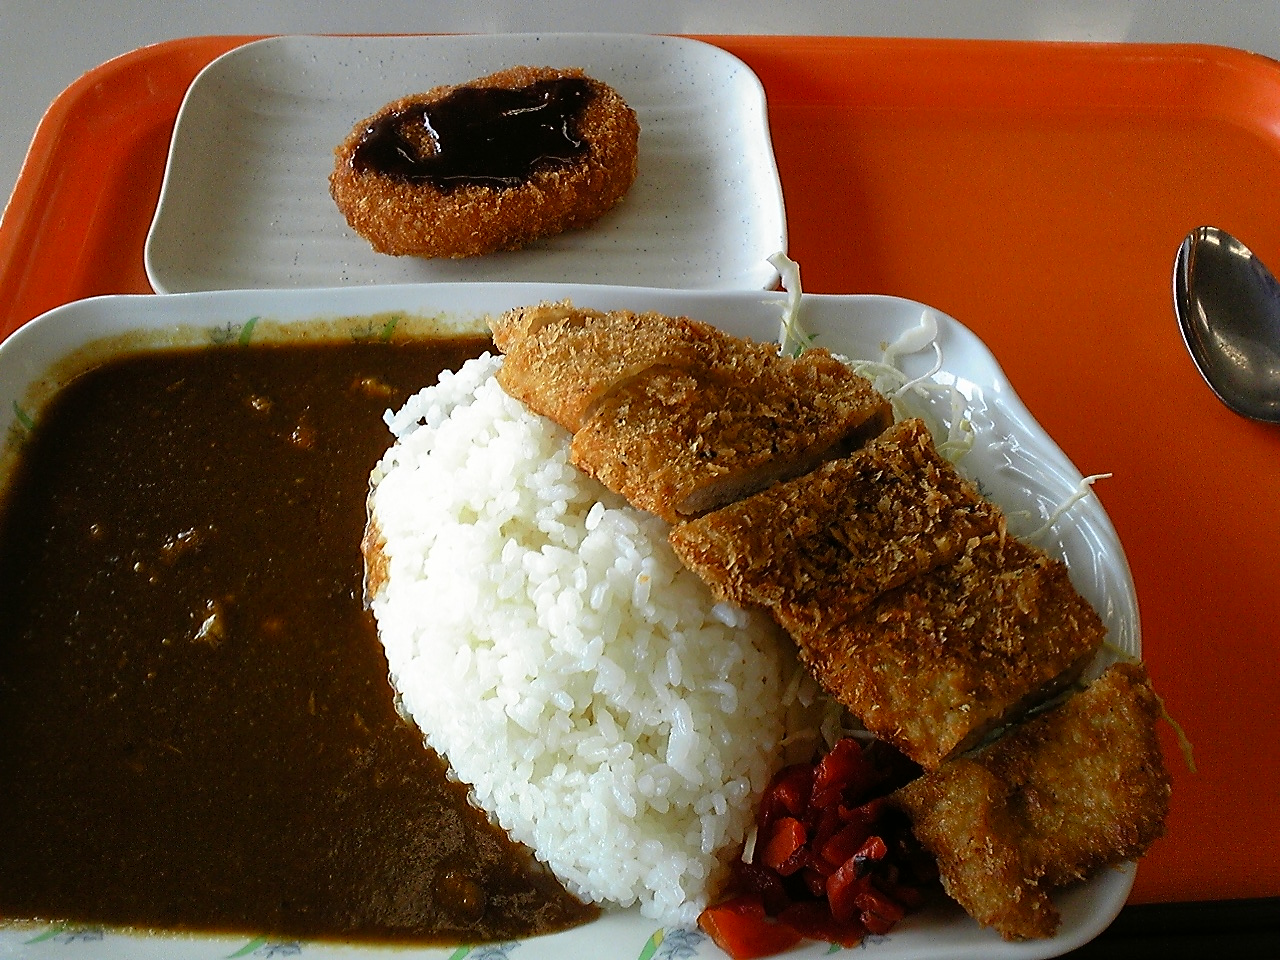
left=981, top=660, right=1171, bottom=887
left=572, top=347, right=891, bottom=522
left=489, top=300, right=892, bottom=523
left=330, top=67, right=639, bottom=258
left=890, top=662, right=1172, bottom=940
left=889, top=759, right=1060, bottom=939
left=493, top=301, right=742, bottom=431
left=809, top=534, right=1106, bottom=768
left=667, top=418, right=1003, bottom=634
left=668, top=418, right=1109, bottom=769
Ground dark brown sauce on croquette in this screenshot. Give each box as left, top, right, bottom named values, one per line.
left=0, top=338, right=597, bottom=943
left=353, top=77, right=593, bottom=188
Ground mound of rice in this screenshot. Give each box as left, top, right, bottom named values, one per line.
left=366, top=353, right=823, bottom=925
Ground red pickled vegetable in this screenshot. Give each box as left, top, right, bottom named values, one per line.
left=826, top=865, right=869, bottom=925
left=855, top=884, right=907, bottom=934
left=810, top=736, right=875, bottom=808
left=698, top=894, right=804, bottom=960
left=778, top=899, right=868, bottom=949
left=759, top=816, right=807, bottom=872
left=700, top=737, right=936, bottom=958
left=852, top=834, right=889, bottom=866
left=819, top=818, right=874, bottom=868
left=756, top=763, right=812, bottom=830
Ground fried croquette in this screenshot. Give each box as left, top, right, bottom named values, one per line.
left=330, top=67, right=639, bottom=258
left=890, top=662, right=1172, bottom=940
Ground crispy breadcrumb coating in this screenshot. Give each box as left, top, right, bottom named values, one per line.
left=493, top=301, right=743, bottom=431
left=668, top=420, right=1103, bottom=768
left=489, top=301, right=891, bottom=523
left=811, top=533, right=1106, bottom=768
left=890, top=662, right=1171, bottom=940
left=667, top=418, right=1002, bottom=635
left=330, top=67, right=639, bottom=258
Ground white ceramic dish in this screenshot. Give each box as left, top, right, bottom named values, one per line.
left=144, top=35, right=787, bottom=293
left=0, top=283, right=1138, bottom=960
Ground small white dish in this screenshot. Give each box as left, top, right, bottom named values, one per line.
left=144, top=35, right=788, bottom=293
left=0, top=283, right=1137, bottom=960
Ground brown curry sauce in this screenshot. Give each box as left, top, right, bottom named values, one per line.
left=0, top=338, right=597, bottom=943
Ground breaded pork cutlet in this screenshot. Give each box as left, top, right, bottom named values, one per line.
left=667, top=418, right=1004, bottom=638
left=491, top=301, right=753, bottom=431
left=980, top=662, right=1171, bottom=888
left=668, top=418, right=1105, bottom=769
left=573, top=348, right=891, bottom=521
left=890, top=662, right=1172, bottom=940
left=894, top=758, right=1059, bottom=939
left=489, top=301, right=892, bottom=523
left=810, top=533, right=1106, bottom=769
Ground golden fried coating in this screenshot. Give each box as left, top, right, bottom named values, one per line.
left=668, top=419, right=1108, bottom=769
left=667, top=418, right=1003, bottom=634
left=981, top=660, right=1171, bottom=887
left=572, top=347, right=891, bottom=522
left=330, top=66, right=639, bottom=258
left=891, top=662, right=1172, bottom=940
left=489, top=299, right=593, bottom=354
left=808, top=534, right=1106, bottom=768
left=490, top=301, right=891, bottom=523
left=890, top=759, right=1060, bottom=939
left=492, top=300, right=741, bottom=431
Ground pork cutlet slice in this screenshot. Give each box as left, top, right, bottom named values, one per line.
left=492, top=301, right=745, bottom=431
left=890, top=662, right=1171, bottom=940
left=978, top=661, right=1171, bottom=888
left=667, top=418, right=1003, bottom=635
left=572, top=349, right=891, bottom=522
left=889, top=758, right=1060, bottom=939
left=491, top=300, right=892, bottom=523
left=808, top=533, right=1106, bottom=769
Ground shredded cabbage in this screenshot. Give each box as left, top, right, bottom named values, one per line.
left=1153, top=689, right=1198, bottom=773
left=741, top=824, right=759, bottom=865
left=843, top=315, right=976, bottom=464
left=1019, top=473, right=1112, bottom=540
left=770, top=252, right=810, bottom=357
left=1098, top=645, right=1198, bottom=774
left=766, top=251, right=1119, bottom=537
left=773, top=258, right=977, bottom=465
left=764, top=255, right=1170, bottom=775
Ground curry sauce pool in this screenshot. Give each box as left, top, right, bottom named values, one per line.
left=0, top=337, right=596, bottom=942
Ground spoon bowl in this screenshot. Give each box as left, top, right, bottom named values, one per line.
left=1173, top=226, right=1280, bottom=423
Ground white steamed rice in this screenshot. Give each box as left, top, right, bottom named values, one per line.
left=366, top=353, right=825, bottom=926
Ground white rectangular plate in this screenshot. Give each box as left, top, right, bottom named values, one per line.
left=0, top=284, right=1138, bottom=960
left=144, top=35, right=788, bottom=293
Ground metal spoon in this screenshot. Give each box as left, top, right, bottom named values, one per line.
left=1173, top=226, right=1280, bottom=423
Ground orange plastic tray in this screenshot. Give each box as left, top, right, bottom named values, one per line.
left=2, top=35, right=1278, bottom=908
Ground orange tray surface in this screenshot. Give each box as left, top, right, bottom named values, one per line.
left=2, top=35, right=1278, bottom=907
